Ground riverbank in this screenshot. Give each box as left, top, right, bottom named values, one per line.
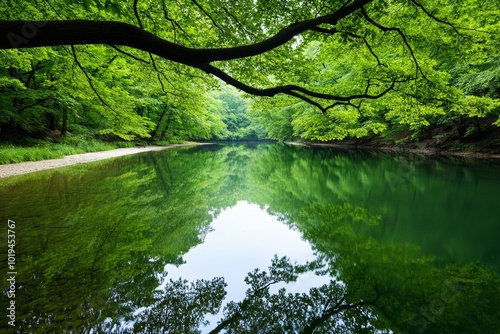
left=287, top=116, right=500, bottom=159
left=287, top=141, right=500, bottom=159
left=0, top=143, right=206, bottom=178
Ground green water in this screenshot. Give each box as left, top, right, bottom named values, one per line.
left=0, top=143, right=499, bottom=333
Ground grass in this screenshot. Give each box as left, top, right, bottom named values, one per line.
left=0, top=132, right=195, bottom=165
left=0, top=137, right=136, bottom=165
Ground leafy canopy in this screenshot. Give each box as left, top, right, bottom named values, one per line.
left=0, top=0, right=499, bottom=142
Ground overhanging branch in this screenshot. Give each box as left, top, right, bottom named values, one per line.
left=203, top=64, right=400, bottom=113
left=1, top=0, right=422, bottom=113
left=0, top=0, right=373, bottom=65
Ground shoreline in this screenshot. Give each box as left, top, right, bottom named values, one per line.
left=2, top=140, right=499, bottom=179
left=285, top=142, right=500, bottom=159
left=0, top=143, right=208, bottom=179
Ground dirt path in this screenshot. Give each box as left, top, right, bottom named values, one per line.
left=0, top=143, right=206, bottom=179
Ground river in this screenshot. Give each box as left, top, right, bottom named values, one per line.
left=1, top=143, right=499, bottom=333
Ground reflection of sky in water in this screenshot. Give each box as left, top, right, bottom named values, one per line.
left=163, top=200, right=331, bottom=331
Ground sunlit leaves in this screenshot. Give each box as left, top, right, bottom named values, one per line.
left=2, top=0, right=500, bottom=144
left=247, top=0, right=500, bottom=142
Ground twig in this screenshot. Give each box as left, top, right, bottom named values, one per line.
left=361, top=7, right=428, bottom=81
left=71, top=45, right=114, bottom=110
left=108, top=45, right=150, bottom=64
left=191, top=0, right=225, bottom=35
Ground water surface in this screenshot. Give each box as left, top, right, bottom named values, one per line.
left=1, top=143, right=499, bottom=333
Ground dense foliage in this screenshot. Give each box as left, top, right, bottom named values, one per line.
left=0, top=0, right=499, bottom=145
left=0, top=0, right=269, bottom=143
left=247, top=1, right=500, bottom=142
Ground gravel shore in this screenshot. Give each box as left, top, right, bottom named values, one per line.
left=0, top=144, right=201, bottom=178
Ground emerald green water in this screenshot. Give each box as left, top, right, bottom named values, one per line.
left=0, top=143, right=499, bottom=333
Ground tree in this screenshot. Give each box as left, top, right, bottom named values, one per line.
left=2, top=1, right=500, bottom=145
left=206, top=83, right=267, bottom=140
left=1, top=1, right=497, bottom=112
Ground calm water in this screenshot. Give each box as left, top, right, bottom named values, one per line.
left=0, top=143, right=499, bottom=333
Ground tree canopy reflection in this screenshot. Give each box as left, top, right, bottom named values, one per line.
left=1, top=144, right=499, bottom=333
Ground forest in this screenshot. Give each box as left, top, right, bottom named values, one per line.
left=0, top=0, right=499, bottom=156
left=2, top=2, right=500, bottom=331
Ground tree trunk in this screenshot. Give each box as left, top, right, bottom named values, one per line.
left=159, top=111, right=173, bottom=140
left=47, top=113, right=56, bottom=131
left=61, top=108, right=68, bottom=135
left=151, top=106, right=168, bottom=138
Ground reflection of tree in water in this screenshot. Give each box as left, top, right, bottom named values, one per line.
left=112, top=255, right=381, bottom=334
left=128, top=204, right=500, bottom=333
left=107, top=204, right=500, bottom=333
left=107, top=252, right=499, bottom=333
left=129, top=277, right=227, bottom=333
left=1, top=145, right=499, bottom=333
left=293, top=204, right=500, bottom=333
left=212, top=256, right=382, bottom=334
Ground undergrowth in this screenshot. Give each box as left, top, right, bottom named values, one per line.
left=0, top=135, right=136, bottom=165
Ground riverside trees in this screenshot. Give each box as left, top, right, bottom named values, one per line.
left=0, top=0, right=498, bottom=142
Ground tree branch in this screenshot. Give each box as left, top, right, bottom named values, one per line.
left=221, top=6, right=255, bottom=40
left=161, top=1, right=189, bottom=43
left=191, top=0, right=225, bottom=35
left=133, top=0, right=144, bottom=29
left=203, top=64, right=400, bottom=113
left=108, top=45, right=150, bottom=64
left=0, top=0, right=378, bottom=111
left=0, top=0, right=373, bottom=65
left=71, top=45, right=114, bottom=110
left=311, top=27, right=385, bottom=67
left=361, top=7, right=428, bottom=81
left=208, top=312, right=242, bottom=334
left=16, top=95, right=52, bottom=114
left=409, top=0, right=465, bottom=37
left=133, top=0, right=177, bottom=96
